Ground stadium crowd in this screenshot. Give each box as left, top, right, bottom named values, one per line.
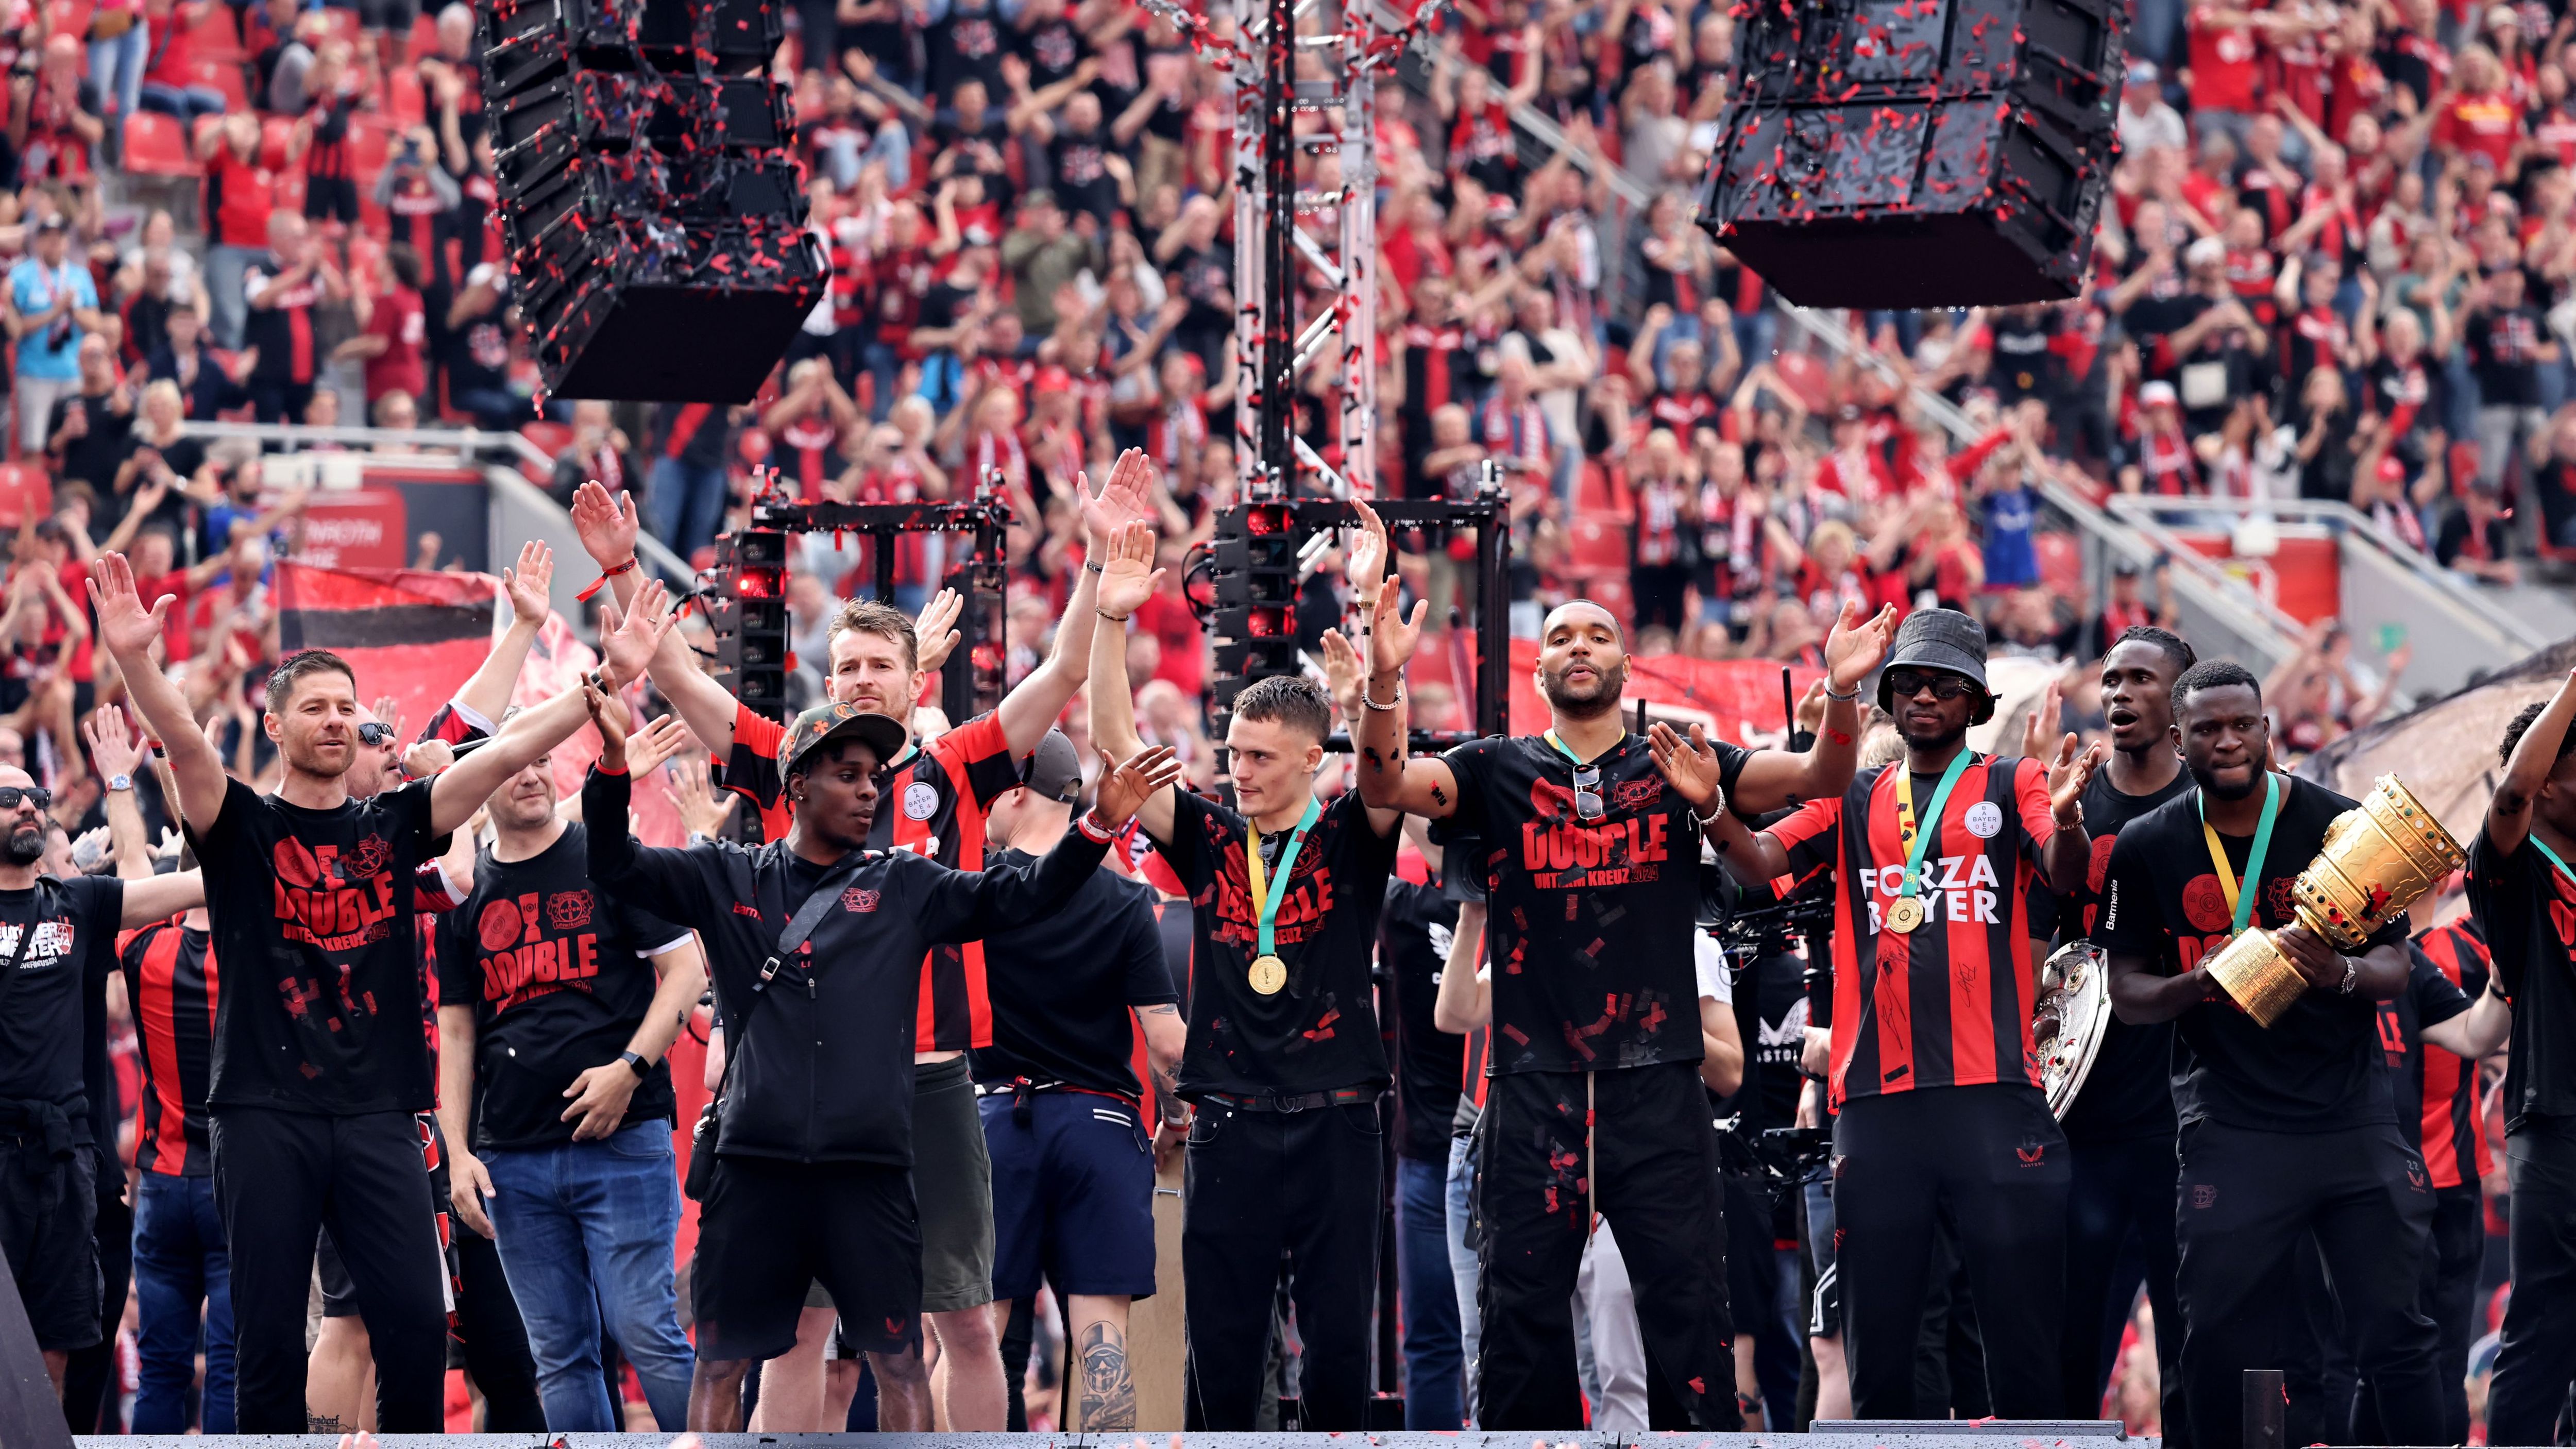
left=0, top=0, right=2567, bottom=1437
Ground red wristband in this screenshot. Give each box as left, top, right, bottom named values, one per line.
left=576, top=556, right=639, bottom=602
left=1075, top=812, right=1115, bottom=843
left=596, top=759, right=628, bottom=776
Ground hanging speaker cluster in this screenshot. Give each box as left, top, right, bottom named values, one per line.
left=480, top=0, right=825, bottom=401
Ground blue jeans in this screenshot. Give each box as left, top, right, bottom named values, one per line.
left=90, top=24, right=146, bottom=131
left=1397, top=1154, right=1464, bottom=1426
left=481, top=1122, right=696, bottom=1431
left=650, top=454, right=728, bottom=567
left=131, top=1172, right=234, bottom=1433
left=1445, top=1132, right=1480, bottom=1425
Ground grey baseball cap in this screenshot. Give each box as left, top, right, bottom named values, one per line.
left=1022, top=728, right=1084, bottom=804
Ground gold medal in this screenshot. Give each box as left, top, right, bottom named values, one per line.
left=1884, top=895, right=1925, bottom=935
left=1249, top=954, right=1288, bottom=995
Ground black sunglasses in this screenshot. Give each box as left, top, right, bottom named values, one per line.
left=1570, top=763, right=1604, bottom=822
left=357, top=722, right=397, bottom=747
left=0, top=786, right=52, bottom=810
left=1885, top=669, right=1978, bottom=702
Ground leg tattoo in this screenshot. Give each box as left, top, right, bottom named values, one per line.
left=1077, top=1320, right=1137, bottom=1430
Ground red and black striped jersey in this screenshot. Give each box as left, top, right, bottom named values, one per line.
left=1768, top=753, right=2059, bottom=1108
left=2414, top=919, right=2495, bottom=1189
left=117, top=916, right=217, bottom=1177
left=721, top=702, right=1021, bottom=1052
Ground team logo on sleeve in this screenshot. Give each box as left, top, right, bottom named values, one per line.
left=1963, top=801, right=2003, bottom=839
left=903, top=782, right=939, bottom=821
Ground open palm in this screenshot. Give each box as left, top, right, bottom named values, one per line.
left=1099, top=520, right=1163, bottom=617
left=86, top=553, right=170, bottom=660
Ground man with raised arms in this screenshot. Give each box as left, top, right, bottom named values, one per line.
left=1346, top=496, right=1895, bottom=1431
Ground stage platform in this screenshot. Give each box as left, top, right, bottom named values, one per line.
left=83, top=1428, right=2150, bottom=1448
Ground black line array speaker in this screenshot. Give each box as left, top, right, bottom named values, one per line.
left=1696, top=0, right=2125, bottom=308
left=480, top=0, right=823, bottom=401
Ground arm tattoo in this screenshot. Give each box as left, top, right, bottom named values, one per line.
left=1430, top=783, right=1447, bottom=807
left=308, top=1414, right=351, bottom=1434
left=1078, top=1320, right=1139, bottom=1430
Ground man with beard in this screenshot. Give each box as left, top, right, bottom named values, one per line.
left=1349, top=497, right=1898, bottom=1432
left=570, top=453, right=1156, bottom=1431
left=1703, top=609, right=2101, bottom=1420
left=2096, top=661, right=2441, bottom=1449
left=433, top=729, right=709, bottom=1431
left=2055, top=626, right=2198, bottom=1431
left=1088, top=521, right=1404, bottom=1431
left=86, top=550, right=679, bottom=1435
left=0, top=760, right=205, bottom=1408
left=580, top=694, right=1179, bottom=1431
left=2469, top=668, right=2576, bottom=1444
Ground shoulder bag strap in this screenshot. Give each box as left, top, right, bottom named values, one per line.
left=715, top=851, right=872, bottom=1093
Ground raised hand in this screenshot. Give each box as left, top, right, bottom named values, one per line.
left=1092, top=744, right=1185, bottom=829
left=503, top=540, right=554, bottom=626
left=597, top=580, right=675, bottom=687
left=1823, top=601, right=1901, bottom=695
left=1367, top=574, right=1429, bottom=678
left=1080, top=447, right=1157, bottom=539
left=84, top=552, right=172, bottom=662
left=82, top=707, right=144, bottom=781
left=913, top=588, right=964, bottom=675
left=1318, top=628, right=1364, bottom=718
left=1098, top=520, right=1165, bottom=619
left=623, top=712, right=693, bottom=778
left=568, top=481, right=641, bottom=569
left=660, top=755, right=739, bottom=838
left=1793, top=678, right=1829, bottom=737
left=1347, top=495, right=1392, bottom=598
left=582, top=680, right=630, bottom=763
left=402, top=737, right=455, bottom=779
left=1648, top=720, right=1726, bottom=813
left=370, top=696, right=404, bottom=745
left=2046, top=732, right=2104, bottom=829
left=2021, top=679, right=2063, bottom=763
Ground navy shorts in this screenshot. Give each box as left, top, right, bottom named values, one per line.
left=978, top=1089, right=1157, bottom=1302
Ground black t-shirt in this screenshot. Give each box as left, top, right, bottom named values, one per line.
left=1733, top=944, right=1809, bottom=1132
left=2059, top=764, right=2197, bottom=1145
left=2376, top=945, right=2471, bottom=1155
left=0, top=875, right=124, bottom=1143
left=2097, top=776, right=2408, bottom=1133
left=2468, top=823, right=2576, bottom=1133
left=1380, top=875, right=1465, bottom=1164
left=190, top=775, right=440, bottom=1115
left=2435, top=508, right=2513, bottom=571
left=2466, top=304, right=2549, bottom=409
left=970, top=844, right=1176, bottom=1099
left=432, top=823, right=690, bottom=1152
left=1441, top=733, right=1741, bottom=1076
left=1157, top=788, right=1396, bottom=1099
left=48, top=387, right=129, bottom=493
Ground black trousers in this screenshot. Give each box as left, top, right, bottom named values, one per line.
left=2061, top=1131, right=2185, bottom=1441
left=2174, top=1121, right=2440, bottom=1449
left=453, top=1226, right=544, bottom=1430
left=59, top=1155, right=127, bottom=1430
left=2486, top=1117, right=2576, bottom=1446
left=211, top=1106, right=448, bottom=1434
left=1833, top=1085, right=2069, bottom=1420
left=2348, top=1184, right=2481, bottom=1446
left=1181, top=1098, right=1382, bottom=1430
left=1475, top=1062, right=1738, bottom=1432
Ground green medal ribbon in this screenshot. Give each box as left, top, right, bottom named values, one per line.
left=1246, top=796, right=1323, bottom=960
left=1894, top=749, right=1977, bottom=906
left=2196, top=772, right=2282, bottom=938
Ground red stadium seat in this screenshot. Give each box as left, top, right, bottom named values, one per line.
left=46, top=0, right=93, bottom=52
left=518, top=422, right=572, bottom=482
left=384, top=66, right=423, bottom=126
left=186, top=0, right=244, bottom=58
left=190, top=57, right=248, bottom=111
left=350, top=115, right=392, bottom=177
left=121, top=109, right=197, bottom=176
left=1567, top=513, right=1629, bottom=573
left=0, top=464, right=54, bottom=528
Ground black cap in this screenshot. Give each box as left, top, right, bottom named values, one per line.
left=1019, top=728, right=1083, bottom=804
left=779, top=701, right=909, bottom=780
left=1876, top=608, right=1992, bottom=710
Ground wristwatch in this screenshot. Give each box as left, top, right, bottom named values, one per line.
left=106, top=773, right=131, bottom=793
left=619, top=1050, right=651, bottom=1078
left=2336, top=959, right=2359, bottom=996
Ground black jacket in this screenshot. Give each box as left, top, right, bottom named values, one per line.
left=584, top=765, right=1108, bottom=1166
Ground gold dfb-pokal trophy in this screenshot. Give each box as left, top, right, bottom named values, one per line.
left=2205, top=774, right=2465, bottom=1026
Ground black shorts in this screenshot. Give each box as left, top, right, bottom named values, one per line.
left=0, top=1140, right=100, bottom=1351
left=690, top=1155, right=921, bottom=1363
left=353, top=0, right=416, bottom=32
left=980, top=1088, right=1156, bottom=1301
left=303, top=176, right=360, bottom=226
